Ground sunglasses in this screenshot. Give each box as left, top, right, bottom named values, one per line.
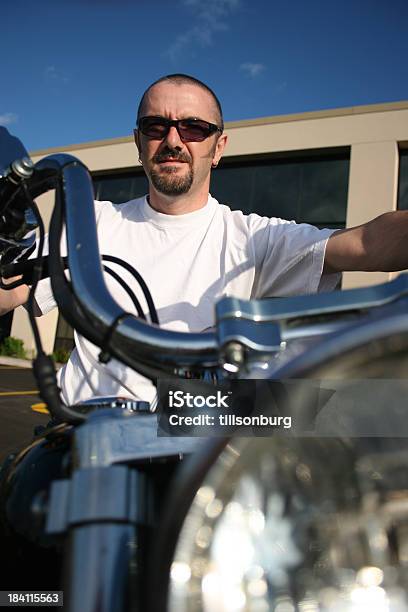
left=136, top=116, right=223, bottom=143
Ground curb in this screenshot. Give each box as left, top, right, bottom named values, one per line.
left=0, top=356, right=33, bottom=368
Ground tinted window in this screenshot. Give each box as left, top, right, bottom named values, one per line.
left=398, top=150, right=408, bottom=210
left=211, top=154, right=349, bottom=229
left=93, top=172, right=148, bottom=204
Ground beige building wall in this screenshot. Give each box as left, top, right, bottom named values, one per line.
left=10, top=101, right=408, bottom=355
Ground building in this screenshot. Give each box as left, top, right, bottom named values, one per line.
left=6, top=100, right=408, bottom=357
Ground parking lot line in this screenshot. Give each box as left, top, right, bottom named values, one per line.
left=31, top=402, right=49, bottom=414
left=0, top=391, right=38, bottom=396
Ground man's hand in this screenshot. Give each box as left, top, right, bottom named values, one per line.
left=324, top=211, right=408, bottom=274
left=0, top=276, right=29, bottom=316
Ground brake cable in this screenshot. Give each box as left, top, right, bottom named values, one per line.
left=1, top=255, right=159, bottom=324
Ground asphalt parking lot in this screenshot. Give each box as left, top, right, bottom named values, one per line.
left=0, top=365, right=49, bottom=463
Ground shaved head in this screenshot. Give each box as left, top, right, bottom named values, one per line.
left=137, top=73, right=224, bottom=131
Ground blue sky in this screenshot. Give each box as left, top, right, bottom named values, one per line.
left=1, top=0, right=407, bottom=152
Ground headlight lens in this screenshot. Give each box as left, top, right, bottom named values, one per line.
left=168, top=437, right=408, bottom=612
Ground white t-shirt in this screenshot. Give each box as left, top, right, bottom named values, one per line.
left=34, top=195, right=339, bottom=405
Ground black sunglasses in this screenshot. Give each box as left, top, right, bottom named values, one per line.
left=136, top=116, right=223, bottom=143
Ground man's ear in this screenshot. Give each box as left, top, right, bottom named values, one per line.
left=212, top=133, right=228, bottom=167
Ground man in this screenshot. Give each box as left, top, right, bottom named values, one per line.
left=0, top=73, right=407, bottom=405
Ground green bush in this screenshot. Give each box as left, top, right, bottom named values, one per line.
left=52, top=348, right=71, bottom=364
left=0, top=336, right=27, bottom=359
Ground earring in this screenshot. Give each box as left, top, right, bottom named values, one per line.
left=138, top=157, right=143, bottom=165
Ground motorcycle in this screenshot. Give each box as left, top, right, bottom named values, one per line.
left=0, top=125, right=408, bottom=611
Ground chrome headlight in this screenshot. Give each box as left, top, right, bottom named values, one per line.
left=168, top=437, right=408, bottom=612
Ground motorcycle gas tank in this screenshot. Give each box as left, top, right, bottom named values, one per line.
left=0, top=423, right=72, bottom=542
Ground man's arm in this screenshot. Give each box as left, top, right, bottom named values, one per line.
left=324, top=211, right=408, bottom=274
left=0, top=279, right=29, bottom=316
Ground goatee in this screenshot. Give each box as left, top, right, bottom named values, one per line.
left=149, top=165, right=194, bottom=195
left=148, top=148, right=194, bottom=196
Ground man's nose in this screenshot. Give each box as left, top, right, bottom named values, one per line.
left=163, top=125, right=183, bottom=148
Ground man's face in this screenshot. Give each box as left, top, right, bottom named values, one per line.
left=135, top=82, right=226, bottom=198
